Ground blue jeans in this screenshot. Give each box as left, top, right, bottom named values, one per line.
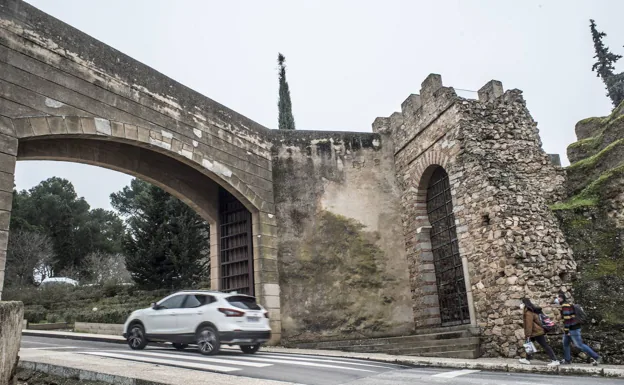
left=563, top=328, right=599, bottom=361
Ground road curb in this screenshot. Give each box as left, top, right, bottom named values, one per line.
left=19, top=360, right=166, bottom=385
left=22, top=330, right=127, bottom=344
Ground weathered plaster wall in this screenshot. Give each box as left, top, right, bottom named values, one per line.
left=0, top=301, right=23, bottom=385
left=374, top=74, right=576, bottom=358
left=270, top=130, right=414, bottom=342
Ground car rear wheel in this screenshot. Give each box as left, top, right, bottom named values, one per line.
left=240, top=344, right=261, bottom=354
left=172, top=343, right=188, bottom=351
left=196, top=326, right=220, bottom=355
left=127, top=324, right=147, bottom=350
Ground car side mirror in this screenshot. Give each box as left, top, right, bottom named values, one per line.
left=151, top=302, right=159, bottom=310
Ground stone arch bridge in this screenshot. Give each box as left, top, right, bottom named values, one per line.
left=0, top=0, right=577, bottom=357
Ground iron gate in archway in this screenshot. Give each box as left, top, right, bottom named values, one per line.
left=219, top=188, right=254, bottom=296
left=426, top=167, right=470, bottom=325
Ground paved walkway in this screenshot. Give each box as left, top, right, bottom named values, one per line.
left=21, top=330, right=624, bottom=380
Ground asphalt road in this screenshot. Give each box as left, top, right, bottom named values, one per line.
left=21, top=336, right=623, bottom=385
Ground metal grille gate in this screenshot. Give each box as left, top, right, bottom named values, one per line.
left=426, top=167, right=470, bottom=325
left=219, top=188, right=254, bottom=295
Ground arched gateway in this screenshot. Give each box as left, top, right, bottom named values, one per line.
left=1, top=0, right=578, bottom=358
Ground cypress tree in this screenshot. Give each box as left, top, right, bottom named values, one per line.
left=590, top=19, right=624, bottom=107
left=278, top=53, right=296, bottom=130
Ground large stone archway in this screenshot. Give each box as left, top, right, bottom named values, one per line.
left=0, top=0, right=281, bottom=342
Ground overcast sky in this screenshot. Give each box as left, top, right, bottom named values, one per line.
left=16, top=0, right=624, bottom=211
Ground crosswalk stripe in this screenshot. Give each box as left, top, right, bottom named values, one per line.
left=80, top=352, right=240, bottom=373
left=130, top=351, right=271, bottom=368
left=432, top=369, right=481, bottom=378
left=219, top=355, right=376, bottom=372
left=22, top=347, right=78, bottom=350
left=252, top=353, right=400, bottom=369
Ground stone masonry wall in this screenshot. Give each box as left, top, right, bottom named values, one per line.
left=374, top=74, right=576, bottom=358
left=0, top=301, right=23, bottom=385
left=270, top=130, right=414, bottom=342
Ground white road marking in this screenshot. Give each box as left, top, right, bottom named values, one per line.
left=432, top=369, right=481, bottom=378
left=132, top=351, right=272, bottom=368
left=21, top=341, right=66, bottom=346
left=80, top=352, right=240, bottom=372
left=253, top=353, right=399, bottom=369
left=22, top=347, right=78, bottom=350
left=223, top=355, right=375, bottom=372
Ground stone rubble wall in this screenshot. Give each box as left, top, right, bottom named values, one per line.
left=374, top=74, right=575, bottom=358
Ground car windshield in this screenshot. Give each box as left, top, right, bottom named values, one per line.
left=226, top=295, right=261, bottom=310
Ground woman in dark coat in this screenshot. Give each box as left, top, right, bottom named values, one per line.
left=519, top=298, right=560, bottom=366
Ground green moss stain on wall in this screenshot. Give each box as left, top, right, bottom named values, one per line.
left=555, top=109, right=624, bottom=362
left=281, top=211, right=395, bottom=340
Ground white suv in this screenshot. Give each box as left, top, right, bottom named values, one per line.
left=122, top=290, right=271, bottom=355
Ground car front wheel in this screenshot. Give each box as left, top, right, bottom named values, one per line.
left=240, top=344, right=261, bottom=354
left=127, top=324, right=147, bottom=350
left=196, top=326, right=220, bottom=355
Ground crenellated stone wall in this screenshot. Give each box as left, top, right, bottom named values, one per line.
left=374, top=74, right=576, bottom=358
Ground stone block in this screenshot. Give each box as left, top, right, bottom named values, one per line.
left=263, top=295, right=281, bottom=310
left=65, top=116, right=82, bottom=134
left=111, top=121, right=125, bottom=137
left=0, top=210, right=10, bottom=231
left=13, top=118, right=33, bottom=138
left=0, top=190, right=12, bottom=212
left=0, top=116, right=14, bottom=136
left=94, top=118, right=111, bottom=135
left=0, top=133, right=17, bottom=156
left=0, top=154, right=17, bottom=175
left=372, top=117, right=390, bottom=134
left=263, top=283, right=281, bottom=297
left=137, top=126, right=150, bottom=143
left=421, top=73, right=443, bottom=100
left=81, top=118, right=96, bottom=135
left=0, top=230, right=7, bottom=250
left=477, top=80, right=504, bottom=102
left=124, top=124, right=138, bottom=140
left=47, top=116, right=67, bottom=134
left=401, top=94, right=422, bottom=117
left=30, top=117, right=50, bottom=135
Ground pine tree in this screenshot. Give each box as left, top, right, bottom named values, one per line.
left=278, top=53, right=296, bottom=130
left=113, top=180, right=209, bottom=290
left=590, top=19, right=624, bottom=107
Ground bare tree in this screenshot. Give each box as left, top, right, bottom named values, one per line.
left=82, top=251, right=132, bottom=285
left=6, top=230, right=55, bottom=287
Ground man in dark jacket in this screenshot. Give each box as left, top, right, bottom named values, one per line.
left=555, top=292, right=602, bottom=365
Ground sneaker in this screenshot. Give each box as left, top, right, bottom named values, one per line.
left=519, top=358, right=531, bottom=365
left=592, top=357, right=603, bottom=366
left=560, top=359, right=571, bottom=365
left=547, top=360, right=561, bottom=367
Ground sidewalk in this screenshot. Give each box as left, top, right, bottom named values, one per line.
left=21, top=329, right=624, bottom=379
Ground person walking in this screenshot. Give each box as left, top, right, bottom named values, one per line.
left=519, top=298, right=560, bottom=366
left=555, top=292, right=603, bottom=366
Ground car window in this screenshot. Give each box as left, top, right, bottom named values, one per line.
left=226, top=295, right=261, bottom=310
left=183, top=295, right=215, bottom=308
left=158, top=295, right=186, bottom=309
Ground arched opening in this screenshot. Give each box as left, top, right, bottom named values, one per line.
left=16, top=136, right=256, bottom=295
left=425, top=166, right=469, bottom=325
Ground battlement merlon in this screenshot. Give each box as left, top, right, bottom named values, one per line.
left=372, top=74, right=508, bottom=141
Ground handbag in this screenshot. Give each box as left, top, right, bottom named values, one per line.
left=523, top=339, right=537, bottom=354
